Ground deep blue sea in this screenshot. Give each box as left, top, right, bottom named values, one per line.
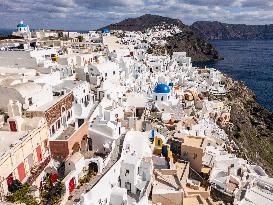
left=0, top=28, right=13, bottom=36
left=193, top=40, right=273, bottom=113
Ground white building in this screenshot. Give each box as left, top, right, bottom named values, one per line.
left=120, top=131, right=153, bottom=201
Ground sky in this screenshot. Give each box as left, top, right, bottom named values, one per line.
left=1, top=0, right=273, bottom=30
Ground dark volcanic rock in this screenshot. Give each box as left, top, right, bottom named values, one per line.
left=191, top=21, right=273, bottom=40
left=102, top=14, right=220, bottom=61
left=165, top=30, right=220, bottom=61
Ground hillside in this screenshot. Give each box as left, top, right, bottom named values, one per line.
left=211, top=76, right=273, bottom=176
left=102, top=14, right=220, bottom=61
left=103, top=14, right=188, bottom=32
left=191, top=21, right=273, bottom=40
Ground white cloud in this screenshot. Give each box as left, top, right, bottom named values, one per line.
left=0, top=0, right=273, bottom=30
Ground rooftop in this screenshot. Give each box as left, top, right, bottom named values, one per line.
left=153, top=169, right=183, bottom=194
left=0, top=131, right=28, bottom=176
left=154, top=83, right=171, bottom=94
left=56, top=123, right=76, bottom=140
left=181, top=136, right=205, bottom=148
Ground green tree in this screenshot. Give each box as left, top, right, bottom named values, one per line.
left=77, top=36, right=84, bottom=42
left=40, top=174, right=65, bottom=205
left=7, top=183, right=38, bottom=205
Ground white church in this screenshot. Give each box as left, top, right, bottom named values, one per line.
left=12, top=21, right=31, bottom=39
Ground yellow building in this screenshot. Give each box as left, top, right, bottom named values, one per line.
left=0, top=117, right=49, bottom=197
left=153, top=136, right=173, bottom=160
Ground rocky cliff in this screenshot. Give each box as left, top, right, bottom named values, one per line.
left=191, top=21, right=273, bottom=40
left=213, top=76, right=273, bottom=176
left=102, top=14, right=220, bottom=61
left=165, top=30, right=220, bottom=61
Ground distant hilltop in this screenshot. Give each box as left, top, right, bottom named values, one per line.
left=191, top=21, right=273, bottom=40
left=101, top=14, right=221, bottom=62
left=101, top=14, right=187, bottom=31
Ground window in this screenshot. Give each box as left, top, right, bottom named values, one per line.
left=157, top=139, right=161, bottom=146
left=161, top=96, right=164, bottom=101
left=125, top=169, right=129, bottom=176
left=67, top=111, right=71, bottom=119
left=28, top=97, right=33, bottom=106
left=113, top=71, right=116, bottom=75
left=105, top=73, right=107, bottom=77
left=155, top=96, right=158, bottom=101
left=51, top=125, right=55, bottom=135
left=57, top=120, right=61, bottom=130
left=61, top=106, right=66, bottom=113
left=193, top=153, right=198, bottom=160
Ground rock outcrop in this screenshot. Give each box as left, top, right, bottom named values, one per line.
left=165, top=30, right=220, bottom=61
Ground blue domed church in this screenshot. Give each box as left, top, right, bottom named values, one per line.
left=17, top=21, right=29, bottom=33
left=153, top=83, right=171, bottom=102
left=12, top=21, right=31, bottom=39
left=101, top=28, right=110, bottom=36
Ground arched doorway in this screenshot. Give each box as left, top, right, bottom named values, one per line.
left=72, top=142, right=80, bottom=154
left=89, top=162, right=98, bottom=173
left=81, top=135, right=88, bottom=152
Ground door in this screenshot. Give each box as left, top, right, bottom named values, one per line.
left=78, top=119, right=84, bottom=127
left=89, top=162, right=98, bottom=173
left=9, top=121, right=17, bottom=132
left=162, top=146, right=168, bottom=158
left=36, top=145, right=42, bottom=162
left=86, top=73, right=90, bottom=82
left=125, top=182, right=131, bottom=191
left=17, top=163, right=26, bottom=182
left=6, top=174, right=13, bottom=187
left=87, top=138, right=92, bottom=151
left=69, top=178, right=75, bottom=192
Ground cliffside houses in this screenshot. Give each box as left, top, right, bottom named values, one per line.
left=0, top=20, right=272, bottom=205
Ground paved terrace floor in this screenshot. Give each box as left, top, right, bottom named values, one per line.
left=57, top=123, right=76, bottom=140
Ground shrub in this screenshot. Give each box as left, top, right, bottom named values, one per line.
left=7, top=183, right=38, bottom=205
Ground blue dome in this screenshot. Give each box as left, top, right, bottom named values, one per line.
left=102, top=28, right=110, bottom=33
left=154, top=84, right=171, bottom=93
left=17, top=23, right=28, bottom=28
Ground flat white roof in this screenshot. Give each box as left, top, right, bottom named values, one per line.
left=0, top=131, right=28, bottom=158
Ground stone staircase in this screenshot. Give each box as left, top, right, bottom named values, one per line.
left=67, top=134, right=125, bottom=204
